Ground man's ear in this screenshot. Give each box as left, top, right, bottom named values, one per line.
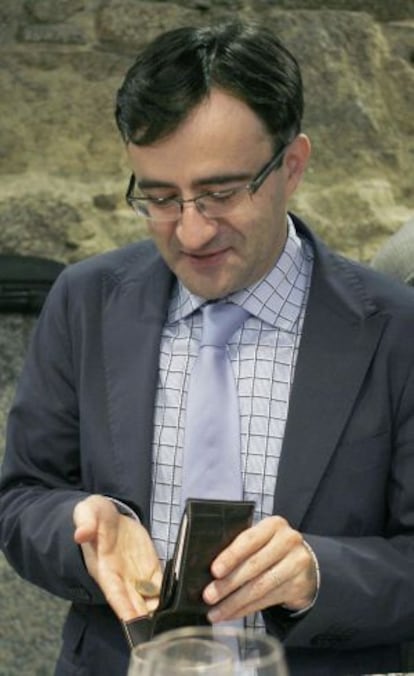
left=284, top=133, right=311, bottom=198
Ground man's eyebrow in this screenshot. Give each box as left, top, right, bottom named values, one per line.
left=137, top=178, right=175, bottom=190
left=137, top=171, right=252, bottom=191
left=193, top=171, right=252, bottom=188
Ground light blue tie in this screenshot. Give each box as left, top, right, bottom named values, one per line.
left=181, top=302, right=250, bottom=509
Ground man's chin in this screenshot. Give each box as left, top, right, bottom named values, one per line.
left=179, top=275, right=235, bottom=300
left=176, top=249, right=244, bottom=297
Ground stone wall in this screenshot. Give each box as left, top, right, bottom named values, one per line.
left=1, top=0, right=414, bottom=264
left=0, top=1, right=413, bottom=673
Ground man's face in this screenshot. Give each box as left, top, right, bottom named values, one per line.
left=127, top=88, right=310, bottom=299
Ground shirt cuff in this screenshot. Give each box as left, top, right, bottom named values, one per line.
left=283, top=539, right=321, bottom=617
left=107, top=497, right=141, bottom=521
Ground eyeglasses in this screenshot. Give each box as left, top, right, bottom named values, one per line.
left=126, top=139, right=291, bottom=223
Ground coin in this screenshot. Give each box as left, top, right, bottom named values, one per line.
left=135, top=579, right=159, bottom=598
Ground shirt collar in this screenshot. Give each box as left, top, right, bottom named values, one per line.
left=168, top=216, right=312, bottom=330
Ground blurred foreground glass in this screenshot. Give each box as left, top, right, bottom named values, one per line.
left=127, top=625, right=289, bottom=675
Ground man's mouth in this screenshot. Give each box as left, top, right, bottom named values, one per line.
left=183, top=248, right=230, bottom=264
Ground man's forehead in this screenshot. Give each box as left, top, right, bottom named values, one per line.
left=127, top=102, right=272, bottom=189
left=129, top=89, right=271, bottom=155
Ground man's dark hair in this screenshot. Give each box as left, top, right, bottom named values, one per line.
left=115, top=21, right=303, bottom=149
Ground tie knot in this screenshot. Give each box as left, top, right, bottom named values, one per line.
left=201, top=302, right=249, bottom=347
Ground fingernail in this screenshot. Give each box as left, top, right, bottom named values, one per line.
left=212, top=561, right=226, bottom=578
left=204, top=585, right=218, bottom=604
left=207, top=608, right=221, bottom=623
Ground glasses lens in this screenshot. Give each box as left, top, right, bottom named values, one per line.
left=197, top=189, right=246, bottom=218
left=127, top=186, right=250, bottom=222
left=131, top=199, right=181, bottom=222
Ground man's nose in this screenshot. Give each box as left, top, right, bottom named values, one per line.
left=175, top=203, right=218, bottom=250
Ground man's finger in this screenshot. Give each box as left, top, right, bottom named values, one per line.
left=210, top=516, right=288, bottom=578
left=73, top=497, right=101, bottom=534
left=73, top=522, right=97, bottom=544
left=90, top=565, right=150, bottom=621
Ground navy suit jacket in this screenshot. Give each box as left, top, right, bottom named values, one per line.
left=1, top=216, right=414, bottom=675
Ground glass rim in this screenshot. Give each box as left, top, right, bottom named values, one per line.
left=130, top=624, right=286, bottom=669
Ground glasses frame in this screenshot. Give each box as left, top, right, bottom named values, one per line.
left=126, top=138, right=292, bottom=221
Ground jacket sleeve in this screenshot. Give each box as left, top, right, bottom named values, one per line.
left=0, top=270, right=106, bottom=604
left=264, top=338, right=414, bottom=650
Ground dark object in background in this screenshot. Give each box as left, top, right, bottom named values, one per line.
left=0, top=254, right=65, bottom=314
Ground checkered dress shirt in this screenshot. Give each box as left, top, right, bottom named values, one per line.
left=150, top=217, right=314, bottom=627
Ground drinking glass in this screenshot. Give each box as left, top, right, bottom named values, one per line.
left=127, top=625, right=289, bottom=675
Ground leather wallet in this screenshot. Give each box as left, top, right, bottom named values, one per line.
left=122, top=498, right=255, bottom=648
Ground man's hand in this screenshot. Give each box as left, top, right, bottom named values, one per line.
left=73, top=495, right=162, bottom=621
left=203, top=516, right=317, bottom=623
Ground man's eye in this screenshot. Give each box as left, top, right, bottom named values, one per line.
left=146, top=196, right=174, bottom=204
left=208, top=189, right=238, bottom=202
left=144, top=196, right=177, bottom=209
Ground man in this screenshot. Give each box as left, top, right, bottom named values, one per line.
left=1, top=21, right=414, bottom=676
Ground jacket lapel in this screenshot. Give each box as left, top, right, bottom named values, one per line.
left=101, top=242, right=173, bottom=527
left=274, top=223, right=388, bottom=528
